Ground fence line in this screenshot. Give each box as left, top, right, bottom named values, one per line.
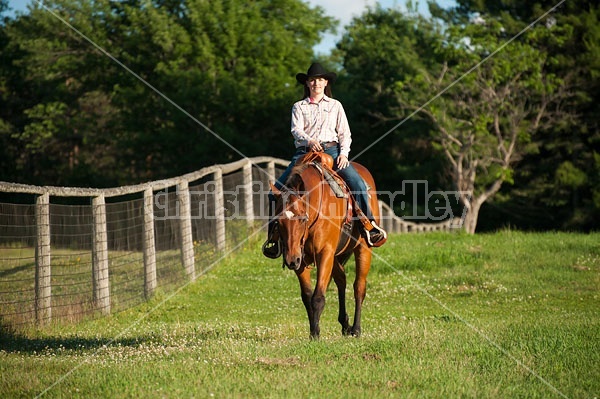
left=379, top=202, right=463, bottom=233
left=0, top=157, right=457, bottom=328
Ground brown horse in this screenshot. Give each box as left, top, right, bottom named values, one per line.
left=270, top=153, right=381, bottom=339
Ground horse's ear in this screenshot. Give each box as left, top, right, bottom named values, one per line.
left=270, top=182, right=281, bottom=197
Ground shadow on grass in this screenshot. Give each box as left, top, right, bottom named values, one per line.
left=0, top=317, right=151, bottom=354
left=0, top=262, right=35, bottom=278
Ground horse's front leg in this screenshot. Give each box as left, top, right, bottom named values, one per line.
left=332, top=259, right=350, bottom=335
left=309, top=250, right=335, bottom=339
left=295, top=266, right=314, bottom=334
left=351, top=246, right=372, bottom=337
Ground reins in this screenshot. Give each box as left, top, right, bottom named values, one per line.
left=302, top=164, right=324, bottom=270
left=281, top=163, right=324, bottom=265
left=305, top=164, right=324, bottom=232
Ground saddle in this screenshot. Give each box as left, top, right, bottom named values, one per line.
left=295, top=152, right=347, bottom=198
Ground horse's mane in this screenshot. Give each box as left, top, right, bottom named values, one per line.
left=284, top=163, right=311, bottom=192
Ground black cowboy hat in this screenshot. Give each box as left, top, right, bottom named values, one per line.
left=295, top=63, right=337, bottom=85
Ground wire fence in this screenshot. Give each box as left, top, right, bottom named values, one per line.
left=0, top=157, right=459, bottom=329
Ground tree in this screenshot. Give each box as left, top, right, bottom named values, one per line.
left=407, top=18, right=579, bottom=232
left=336, top=6, right=450, bottom=219
left=439, top=1, right=600, bottom=230
left=0, top=0, right=336, bottom=186
left=1, top=0, right=135, bottom=185
left=339, top=5, right=577, bottom=233
left=0, top=0, right=22, bottom=181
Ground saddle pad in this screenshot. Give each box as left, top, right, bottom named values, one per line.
left=311, top=162, right=347, bottom=198
left=322, top=168, right=347, bottom=198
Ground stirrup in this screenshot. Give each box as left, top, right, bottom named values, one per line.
left=262, top=239, right=282, bottom=259
left=365, top=221, right=387, bottom=247
left=262, top=219, right=281, bottom=259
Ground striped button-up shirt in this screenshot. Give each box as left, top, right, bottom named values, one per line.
left=290, top=95, right=352, bottom=157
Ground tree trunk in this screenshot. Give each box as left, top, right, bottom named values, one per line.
left=463, top=200, right=482, bottom=234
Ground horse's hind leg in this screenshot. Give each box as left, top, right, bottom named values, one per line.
left=332, top=260, right=351, bottom=335
left=351, top=246, right=372, bottom=337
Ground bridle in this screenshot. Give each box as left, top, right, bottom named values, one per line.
left=280, top=165, right=324, bottom=262
left=281, top=190, right=310, bottom=252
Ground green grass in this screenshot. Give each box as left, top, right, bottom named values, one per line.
left=1, top=231, right=598, bottom=398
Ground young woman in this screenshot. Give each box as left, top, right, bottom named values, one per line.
left=262, top=63, right=386, bottom=258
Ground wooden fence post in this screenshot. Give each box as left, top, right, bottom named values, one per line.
left=178, top=181, right=195, bottom=280
left=398, top=219, right=406, bottom=233
left=380, top=203, right=392, bottom=233
left=92, top=194, right=110, bottom=315
left=35, top=193, right=51, bottom=325
left=213, top=169, right=226, bottom=252
left=267, top=161, right=275, bottom=184
left=243, top=161, right=254, bottom=227
left=143, top=188, right=157, bottom=298
left=265, top=161, right=276, bottom=233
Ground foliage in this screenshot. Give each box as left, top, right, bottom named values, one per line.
left=337, top=3, right=598, bottom=232
left=441, top=1, right=600, bottom=230
left=0, top=0, right=334, bottom=186
left=334, top=6, right=449, bottom=218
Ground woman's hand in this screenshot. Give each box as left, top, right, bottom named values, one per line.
left=308, top=140, right=322, bottom=152
left=337, top=155, right=349, bottom=169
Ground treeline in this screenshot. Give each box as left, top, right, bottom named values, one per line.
left=0, top=0, right=598, bottom=231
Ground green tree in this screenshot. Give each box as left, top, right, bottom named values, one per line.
left=336, top=6, right=448, bottom=219
left=339, top=5, right=578, bottom=233
left=440, top=1, right=600, bottom=230
left=410, top=18, right=575, bottom=233
left=1, top=0, right=335, bottom=186
left=1, top=0, right=23, bottom=180
left=2, top=0, right=128, bottom=185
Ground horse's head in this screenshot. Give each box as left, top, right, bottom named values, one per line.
left=271, top=177, right=309, bottom=271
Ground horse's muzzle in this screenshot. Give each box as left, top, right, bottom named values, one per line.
left=283, top=251, right=303, bottom=270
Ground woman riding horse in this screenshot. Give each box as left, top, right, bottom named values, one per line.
left=263, top=63, right=386, bottom=259
left=270, top=152, right=382, bottom=338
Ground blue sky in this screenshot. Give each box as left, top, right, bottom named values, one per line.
left=308, top=0, right=456, bottom=53
left=5, top=0, right=456, bottom=53
left=4, top=0, right=30, bottom=17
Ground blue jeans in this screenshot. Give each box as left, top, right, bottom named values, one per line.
left=273, top=146, right=374, bottom=220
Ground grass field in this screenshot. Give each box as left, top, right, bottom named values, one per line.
left=1, top=231, right=599, bottom=398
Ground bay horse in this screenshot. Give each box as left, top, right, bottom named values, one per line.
left=270, top=152, right=381, bottom=339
